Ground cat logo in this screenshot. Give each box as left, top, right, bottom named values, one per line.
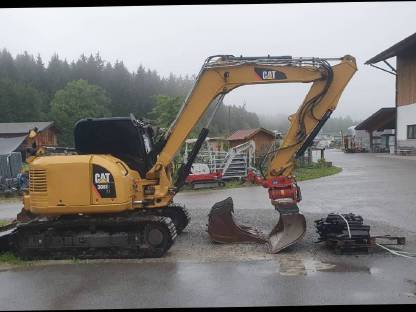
left=262, top=70, right=277, bottom=80
left=95, top=173, right=111, bottom=184
left=92, top=165, right=116, bottom=198
left=254, top=67, right=287, bottom=80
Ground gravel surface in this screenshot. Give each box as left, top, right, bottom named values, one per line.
left=3, top=205, right=411, bottom=270
left=164, top=206, right=416, bottom=263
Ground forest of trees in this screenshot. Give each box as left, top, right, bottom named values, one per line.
left=0, top=48, right=259, bottom=145
left=0, top=48, right=358, bottom=146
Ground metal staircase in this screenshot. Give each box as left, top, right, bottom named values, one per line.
left=184, top=139, right=256, bottom=180
left=221, top=141, right=255, bottom=180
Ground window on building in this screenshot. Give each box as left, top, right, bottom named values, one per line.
left=407, top=125, right=416, bottom=139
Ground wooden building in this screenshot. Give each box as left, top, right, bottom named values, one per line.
left=0, top=121, right=58, bottom=159
left=227, top=128, right=276, bottom=157
left=366, top=32, right=416, bottom=153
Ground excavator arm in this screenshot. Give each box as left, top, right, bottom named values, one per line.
left=145, top=54, right=357, bottom=253
left=146, top=55, right=356, bottom=191
left=149, top=56, right=344, bottom=171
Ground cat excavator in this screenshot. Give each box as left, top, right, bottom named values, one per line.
left=0, top=54, right=356, bottom=259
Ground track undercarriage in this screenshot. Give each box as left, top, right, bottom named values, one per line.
left=0, top=204, right=190, bottom=260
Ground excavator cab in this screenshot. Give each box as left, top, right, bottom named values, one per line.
left=74, top=116, right=157, bottom=178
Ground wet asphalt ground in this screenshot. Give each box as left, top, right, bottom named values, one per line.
left=0, top=150, right=415, bottom=309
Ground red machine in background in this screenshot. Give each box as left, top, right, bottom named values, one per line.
left=185, top=163, right=225, bottom=189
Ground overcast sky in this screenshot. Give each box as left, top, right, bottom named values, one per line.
left=0, top=3, right=415, bottom=120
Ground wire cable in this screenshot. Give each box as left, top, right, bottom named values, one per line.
left=328, top=212, right=416, bottom=259
left=375, top=243, right=416, bottom=259
left=334, top=213, right=352, bottom=239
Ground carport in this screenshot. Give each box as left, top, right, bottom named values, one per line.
left=0, top=135, right=27, bottom=156
left=355, top=107, right=396, bottom=152
left=0, top=136, right=26, bottom=181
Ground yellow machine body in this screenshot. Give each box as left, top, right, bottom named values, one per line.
left=23, top=154, right=142, bottom=215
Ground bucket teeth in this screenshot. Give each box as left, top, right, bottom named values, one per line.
left=207, top=197, right=267, bottom=244
left=207, top=197, right=306, bottom=253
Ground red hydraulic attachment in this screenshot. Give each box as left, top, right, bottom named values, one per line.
left=247, top=168, right=302, bottom=203
left=262, top=175, right=302, bottom=203
left=261, top=175, right=306, bottom=253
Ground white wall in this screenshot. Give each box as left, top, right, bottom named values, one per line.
left=397, top=102, right=416, bottom=148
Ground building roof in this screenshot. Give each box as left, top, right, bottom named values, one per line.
left=355, top=107, right=396, bottom=131
left=0, top=135, right=27, bottom=155
left=0, top=121, right=54, bottom=135
left=227, top=128, right=275, bottom=141
left=365, top=32, right=416, bottom=64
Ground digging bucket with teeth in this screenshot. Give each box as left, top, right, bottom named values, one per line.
left=266, top=201, right=306, bottom=253
left=207, top=196, right=306, bottom=253
left=207, top=197, right=267, bottom=244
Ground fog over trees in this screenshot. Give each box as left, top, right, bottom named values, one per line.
left=258, top=113, right=360, bottom=135
left=0, top=48, right=358, bottom=146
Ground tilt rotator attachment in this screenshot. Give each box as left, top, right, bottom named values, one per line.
left=207, top=175, right=306, bottom=253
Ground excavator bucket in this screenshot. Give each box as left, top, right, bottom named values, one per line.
left=207, top=198, right=306, bottom=253
left=207, top=197, right=267, bottom=244
left=266, top=202, right=307, bottom=253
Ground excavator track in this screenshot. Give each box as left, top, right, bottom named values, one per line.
left=1, top=212, right=177, bottom=260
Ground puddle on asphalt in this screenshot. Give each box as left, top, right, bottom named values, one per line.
left=277, top=254, right=334, bottom=276
left=276, top=254, right=371, bottom=276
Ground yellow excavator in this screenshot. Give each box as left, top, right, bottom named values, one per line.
left=0, top=54, right=356, bottom=259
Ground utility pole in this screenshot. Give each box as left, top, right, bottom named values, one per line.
left=228, top=105, right=231, bottom=136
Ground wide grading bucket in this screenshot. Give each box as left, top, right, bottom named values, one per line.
left=207, top=197, right=306, bottom=253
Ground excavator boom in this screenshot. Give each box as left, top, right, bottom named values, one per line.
left=148, top=54, right=357, bottom=252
